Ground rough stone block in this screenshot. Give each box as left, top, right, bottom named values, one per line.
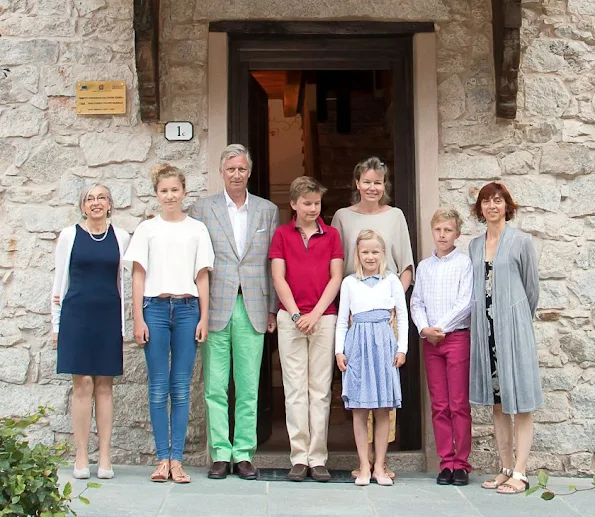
left=527, top=451, right=565, bottom=473
left=501, top=150, right=535, bottom=175
left=0, top=383, right=70, bottom=416
left=438, top=75, right=465, bottom=120
left=534, top=392, right=571, bottom=423
left=48, top=97, right=111, bottom=134
left=80, top=133, right=151, bottom=166
left=163, top=40, right=207, bottom=65
left=442, top=122, right=514, bottom=147
left=0, top=16, right=75, bottom=37
left=38, top=348, right=70, bottom=385
left=16, top=206, right=77, bottom=233
left=104, top=182, right=132, bottom=208
left=161, top=20, right=208, bottom=41
left=568, top=269, right=595, bottom=305
left=569, top=0, right=595, bottom=15
left=541, top=143, right=595, bottom=177
left=541, top=364, right=584, bottom=392
left=567, top=452, right=595, bottom=474
left=524, top=39, right=595, bottom=74
left=533, top=421, right=595, bottom=455
left=58, top=172, right=89, bottom=205
left=38, top=0, right=70, bottom=15
left=79, top=16, right=132, bottom=41
left=0, top=227, right=36, bottom=268
left=18, top=139, right=85, bottom=184
left=0, top=346, right=30, bottom=384
left=74, top=0, right=107, bottom=16
left=0, top=39, right=60, bottom=65
left=563, top=175, right=595, bottom=217
left=539, top=242, right=578, bottom=279
left=439, top=152, right=501, bottom=180
left=505, top=175, right=561, bottom=212
left=113, top=384, right=149, bottom=425
left=0, top=140, right=16, bottom=175
left=59, top=41, right=113, bottom=64
left=111, top=426, right=155, bottom=455
left=0, top=105, right=44, bottom=137
left=6, top=269, right=52, bottom=314
left=571, top=383, right=595, bottom=419
left=525, top=76, right=571, bottom=117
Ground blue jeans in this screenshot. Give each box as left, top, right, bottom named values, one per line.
left=143, top=296, right=199, bottom=461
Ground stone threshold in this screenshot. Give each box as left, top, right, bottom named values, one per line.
left=253, top=451, right=426, bottom=472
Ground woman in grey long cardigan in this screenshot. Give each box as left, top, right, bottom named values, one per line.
left=468, top=182, right=542, bottom=495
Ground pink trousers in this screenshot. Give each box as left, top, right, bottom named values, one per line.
left=423, top=330, right=472, bottom=472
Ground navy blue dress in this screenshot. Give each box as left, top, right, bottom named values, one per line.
left=57, top=225, right=123, bottom=376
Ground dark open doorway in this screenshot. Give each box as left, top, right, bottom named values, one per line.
left=217, top=22, right=432, bottom=453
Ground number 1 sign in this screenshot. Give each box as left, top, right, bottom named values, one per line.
left=164, top=121, right=194, bottom=141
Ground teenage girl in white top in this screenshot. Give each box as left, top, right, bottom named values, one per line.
left=124, top=164, right=214, bottom=484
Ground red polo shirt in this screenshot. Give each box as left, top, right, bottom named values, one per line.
left=269, top=217, right=344, bottom=315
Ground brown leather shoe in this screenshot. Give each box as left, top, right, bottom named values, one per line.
left=234, top=460, right=258, bottom=480
left=310, top=465, right=332, bottom=482
left=207, top=461, right=230, bottom=479
left=287, top=464, right=308, bottom=482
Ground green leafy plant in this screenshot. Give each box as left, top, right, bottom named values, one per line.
left=0, top=407, right=99, bottom=516
left=526, top=470, right=595, bottom=501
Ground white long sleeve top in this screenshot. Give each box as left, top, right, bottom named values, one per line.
left=335, top=272, right=409, bottom=355
left=51, top=224, right=131, bottom=334
left=410, top=248, right=472, bottom=336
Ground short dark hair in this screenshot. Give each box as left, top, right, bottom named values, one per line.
left=472, top=182, right=518, bottom=223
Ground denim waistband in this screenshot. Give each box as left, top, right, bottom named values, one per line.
left=143, top=296, right=198, bottom=304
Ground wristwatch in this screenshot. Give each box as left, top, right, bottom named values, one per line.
left=291, top=313, right=301, bottom=322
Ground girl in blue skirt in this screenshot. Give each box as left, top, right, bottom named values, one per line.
left=335, top=229, right=409, bottom=486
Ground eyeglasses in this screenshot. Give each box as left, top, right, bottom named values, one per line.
left=224, top=167, right=248, bottom=174
left=85, top=195, right=109, bottom=203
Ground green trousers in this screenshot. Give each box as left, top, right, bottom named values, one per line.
left=202, top=295, right=264, bottom=462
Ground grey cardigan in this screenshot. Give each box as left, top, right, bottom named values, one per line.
left=468, top=225, right=543, bottom=415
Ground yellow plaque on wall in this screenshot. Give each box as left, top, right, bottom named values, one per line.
left=76, top=81, right=127, bottom=115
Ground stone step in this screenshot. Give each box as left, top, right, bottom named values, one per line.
left=253, top=451, right=426, bottom=472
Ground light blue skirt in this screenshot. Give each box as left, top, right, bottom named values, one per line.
left=342, top=309, right=402, bottom=410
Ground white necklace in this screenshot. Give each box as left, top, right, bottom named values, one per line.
left=85, top=221, right=110, bottom=242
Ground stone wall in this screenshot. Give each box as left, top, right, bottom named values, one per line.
left=0, top=0, right=593, bottom=475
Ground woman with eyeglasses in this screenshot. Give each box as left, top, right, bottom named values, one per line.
left=52, top=184, right=130, bottom=480
left=331, top=157, right=415, bottom=480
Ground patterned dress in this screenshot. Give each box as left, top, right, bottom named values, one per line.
left=485, top=261, right=501, bottom=404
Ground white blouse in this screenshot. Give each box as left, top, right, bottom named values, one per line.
left=51, top=224, right=130, bottom=334
left=124, top=215, right=214, bottom=297
left=335, top=273, right=409, bottom=355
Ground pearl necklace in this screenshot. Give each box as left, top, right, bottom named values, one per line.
left=85, top=222, right=110, bottom=242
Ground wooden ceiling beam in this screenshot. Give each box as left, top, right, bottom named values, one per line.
left=492, top=0, right=521, bottom=119
left=283, top=71, right=302, bottom=118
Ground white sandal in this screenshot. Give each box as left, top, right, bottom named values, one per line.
left=497, top=471, right=530, bottom=494
left=481, top=467, right=512, bottom=489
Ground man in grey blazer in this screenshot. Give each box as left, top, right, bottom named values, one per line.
left=190, top=144, right=279, bottom=480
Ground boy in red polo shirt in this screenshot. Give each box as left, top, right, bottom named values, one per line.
left=269, top=176, right=344, bottom=482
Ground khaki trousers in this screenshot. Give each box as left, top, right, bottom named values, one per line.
left=277, top=310, right=337, bottom=467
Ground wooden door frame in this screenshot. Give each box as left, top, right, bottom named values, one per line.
left=221, top=21, right=433, bottom=451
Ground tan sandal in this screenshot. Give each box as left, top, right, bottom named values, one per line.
left=497, top=471, right=529, bottom=494
left=170, top=462, right=191, bottom=484
left=481, top=467, right=512, bottom=489
left=150, top=460, right=170, bottom=483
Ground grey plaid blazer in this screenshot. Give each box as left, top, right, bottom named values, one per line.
left=189, top=192, right=279, bottom=333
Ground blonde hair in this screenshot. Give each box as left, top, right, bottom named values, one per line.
left=353, top=229, right=388, bottom=280
left=289, top=176, right=327, bottom=202
left=352, top=156, right=392, bottom=205
left=151, top=163, right=186, bottom=192
left=431, top=208, right=463, bottom=232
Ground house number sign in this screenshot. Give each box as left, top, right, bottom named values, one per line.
left=164, top=121, right=194, bottom=141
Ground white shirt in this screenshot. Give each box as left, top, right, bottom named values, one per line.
left=224, top=189, right=249, bottom=256
left=124, top=215, right=214, bottom=297
left=410, top=248, right=472, bottom=335
left=335, top=273, right=409, bottom=355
